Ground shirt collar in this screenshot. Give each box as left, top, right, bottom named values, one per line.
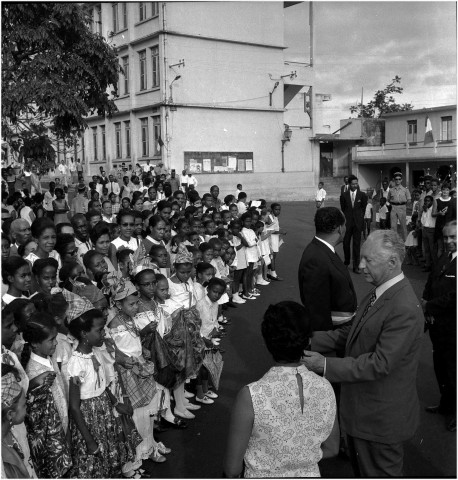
left=30, top=352, right=53, bottom=369
left=375, top=272, right=404, bottom=302
left=314, top=236, right=335, bottom=253
left=451, top=252, right=457, bottom=261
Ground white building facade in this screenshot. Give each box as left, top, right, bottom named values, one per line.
left=82, top=2, right=322, bottom=200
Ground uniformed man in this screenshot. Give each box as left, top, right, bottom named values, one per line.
left=387, top=172, right=411, bottom=240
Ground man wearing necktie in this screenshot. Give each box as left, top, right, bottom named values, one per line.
left=106, top=174, right=120, bottom=196
left=303, top=230, right=424, bottom=477
left=340, top=175, right=367, bottom=274
left=421, top=220, right=457, bottom=432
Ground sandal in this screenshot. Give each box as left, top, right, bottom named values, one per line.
left=123, top=468, right=150, bottom=478
left=157, top=442, right=172, bottom=455
left=150, top=447, right=166, bottom=463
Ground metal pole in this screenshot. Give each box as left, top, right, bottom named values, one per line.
left=281, top=140, right=285, bottom=173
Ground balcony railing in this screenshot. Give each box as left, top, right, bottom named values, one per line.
left=353, top=139, right=456, bottom=161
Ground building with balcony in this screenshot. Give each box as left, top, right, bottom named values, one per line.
left=81, top=2, right=324, bottom=200
left=352, top=105, right=456, bottom=190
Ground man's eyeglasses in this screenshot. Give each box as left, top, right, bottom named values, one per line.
left=122, top=223, right=135, bottom=227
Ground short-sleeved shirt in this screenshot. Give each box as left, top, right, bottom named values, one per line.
left=388, top=185, right=411, bottom=204
left=66, top=349, right=107, bottom=400
left=196, top=295, right=218, bottom=339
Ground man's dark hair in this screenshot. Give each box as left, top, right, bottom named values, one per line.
left=348, top=174, right=358, bottom=183
left=314, top=207, right=345, bottom=234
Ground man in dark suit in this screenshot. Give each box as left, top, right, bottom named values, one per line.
left=340, top=174, right=367, bottom=273
left=422, top=220, right=456, bottom=431
left=303, top=230, right=424, bottom=476
left=340, top=175, right=349, bottom=195
left=298, top=207, right=357, bottom=331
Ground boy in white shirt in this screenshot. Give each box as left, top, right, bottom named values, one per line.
left=315, top=182, right=326, bottom=208
left=363, top=199, right=373, bottom=239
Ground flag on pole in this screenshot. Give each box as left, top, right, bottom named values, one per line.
left=156, top=135, right=165, bottom=153
left=424, top=116, right=434, bottom=144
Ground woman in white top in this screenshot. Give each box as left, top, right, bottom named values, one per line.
left=110, top=209, right=145, bottom=269
left=2, top=257, right=31, bottom=306
left=24, top=218, right=62, bottom=276
left=225, top=301, right=338, bottom=478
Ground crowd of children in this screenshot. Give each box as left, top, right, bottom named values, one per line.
left=1, top=173, right=286, bottom=478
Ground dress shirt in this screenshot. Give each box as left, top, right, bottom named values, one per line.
left=351, top=190, right=356, bottom=206
left=106, top=181, right=120, bottom=195
left=314, top=236, right=335, bottom=253
left=75, top=237, right=93, bottom=264
left=71, top=195, right=89, bottom=215
left=44, top=190, right=56, bottom=212
left=421, top=207, right=436, bottom=228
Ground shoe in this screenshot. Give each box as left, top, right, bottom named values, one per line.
left=257, top=279, right=270, bottom=286
left=174, top=409, right=195, bottom=419
left=157, top=442, right=172, bottom=455
left=232, top=294, right=246, bottom=304
left=226, top=301, right=237, bottom=308
left=205, top=390, right=218, bottom=399
left=150, top=448, right=166, bottom=463
left=253, top=288, right=261, bottom=294
left=124, top=467, right=150, bottom=478
left=425, top=405, right=446, bottom=414
left=447, top=418, right=457, bottom=432
left=185, top=402, right=201, bottom=410
left=154, top=420, right=169, bottom=433
left=241, top=293, right=256, bottom=300
left=250, top=291, right=261, bottom=296
left=160, top=417, right=188, bottom=429
left=267, top=274, right=282, bottom=281
left=184, top=390, right=195, bottom=399
left=195, top=395, right=214, bottom=405
left=353, top=268, right=361, bottom=274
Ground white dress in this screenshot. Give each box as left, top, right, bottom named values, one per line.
left=266, top=214, right=281, bottom=253
left=244, top=365, right=336, bottom=478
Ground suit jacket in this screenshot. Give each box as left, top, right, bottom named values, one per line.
left=340, top=184, right=349, bottom=195
left=312, top=277, right=424, bottom=444
left=423, top=254, right=456, bottom=340
left=340, top=189, right=367, bottom=230
left=298, top=237, right=357, bottom=331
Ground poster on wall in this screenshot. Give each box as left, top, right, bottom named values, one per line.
left=203, top=158, right=212, bottom=172
left=184, top=152, right=253, bottom=174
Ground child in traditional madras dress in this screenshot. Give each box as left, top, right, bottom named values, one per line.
left=21, top=313, right=71, bottom=478
left=67, top=307, right=136, bottom=478
left=167, top=245, right=206, bottom=419
left=109, top=279, right=171, bottom=463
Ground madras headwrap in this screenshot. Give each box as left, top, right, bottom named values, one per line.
left=174, top=244, right=193, bottom=264
left=72, top=283, right=106, bottom=305
left=112, top=279, right=137, bottom=302
left=63, top=289, right=94, bottom=322
left=2, top=372, right=22, bottom=408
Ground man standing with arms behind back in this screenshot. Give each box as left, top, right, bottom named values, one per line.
left=303, top=230, right=424, bottom=477
left=340, top=174, right=367, bottom=274
left=422, top=220, right=457, bottom=432
left=388, top=171, right=411, bottom=241
left=298, top=207, right=357, bottom=331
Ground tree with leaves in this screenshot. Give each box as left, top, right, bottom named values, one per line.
left=350, top=76, right=413, bottom=118
left=2, top=3, right=121, bottom=164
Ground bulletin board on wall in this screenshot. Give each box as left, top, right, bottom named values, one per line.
left=183, top=152, right=254, bottom=174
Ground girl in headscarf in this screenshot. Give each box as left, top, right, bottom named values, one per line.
left=108, top=278, right=171, bottom=464
left=167, top=244, right=206, bottom=419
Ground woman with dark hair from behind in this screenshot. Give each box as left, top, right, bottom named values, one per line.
left=224, top=301, right=338, bottom=478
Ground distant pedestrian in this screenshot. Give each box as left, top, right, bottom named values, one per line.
left=387, top=172, right=410, bottom=241
left=363, top=199, right=373, bottom=239
left=315, top=181, right=326, bottom=208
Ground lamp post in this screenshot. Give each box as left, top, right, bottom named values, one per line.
left=281, top=124, right=292, bottom=173
left=169, top=75, right=181, bottom=103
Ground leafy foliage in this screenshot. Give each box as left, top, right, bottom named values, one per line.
left=2, top=3, right=121, bottom=145
left=350, top=76, right=413, bottom=118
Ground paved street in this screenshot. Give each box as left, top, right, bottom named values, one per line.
left=142, top=200, right=456, bottom=478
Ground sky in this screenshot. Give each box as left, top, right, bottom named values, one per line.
left=283, top=1, right=457, bottom=132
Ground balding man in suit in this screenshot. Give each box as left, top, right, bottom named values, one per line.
left=9, top=219, right=32, bottom=256
left=303, top=230, right=424, bottom=476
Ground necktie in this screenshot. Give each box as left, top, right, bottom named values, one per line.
left=359, top=289, right=377, bottom=322
left=351, top=191, right=355, bottom=207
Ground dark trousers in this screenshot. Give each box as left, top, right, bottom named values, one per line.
left=343, top=224, right=362, bottom=269
left=429, top=326, right=456, bottom=414
left=347, top=435, right=404, bottom=477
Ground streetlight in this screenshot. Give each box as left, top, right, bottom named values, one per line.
left=281, top=124, right=292, bottom=173
left=169, top=75, right=181, bottom=103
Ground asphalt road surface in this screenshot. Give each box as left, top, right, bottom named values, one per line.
left=140, top=200, right=456, bottom=478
